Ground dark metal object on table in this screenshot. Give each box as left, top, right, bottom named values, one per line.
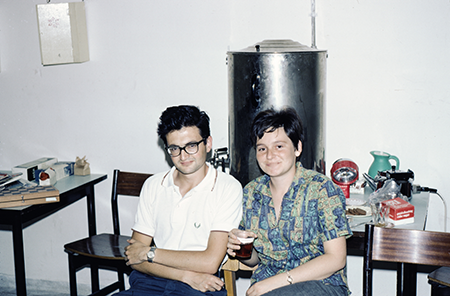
left=363, top=173, right=377, bottom=191
left=227, top=39, right=327, bottom=186
left=386, top=169, right=414, bottom=200
left=367, top=169, right=415, bottom=200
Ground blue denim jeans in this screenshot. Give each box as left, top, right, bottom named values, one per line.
left=113, top=270, right=227, bottom=296
left=261, top=280, right=348, bottom=296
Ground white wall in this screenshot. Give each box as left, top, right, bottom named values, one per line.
left=1, top=1, right=449, bottom=295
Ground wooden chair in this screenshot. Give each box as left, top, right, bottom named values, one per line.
left=222, top=258, right=257, bottom=296
left=428, top=267, right=450, bottom=296
left=64, top=169, right=152, bottom=296
left=363, top=224, right=450, bottom=296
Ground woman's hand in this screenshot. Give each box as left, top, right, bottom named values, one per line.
left=227, top=228, right=257, bottom=257
left=245, top=278, right=276, bottom=296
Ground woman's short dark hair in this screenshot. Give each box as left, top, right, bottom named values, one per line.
left=157, top=105, right=210, bottom=146
left=251, top=107, right=304, bottom=148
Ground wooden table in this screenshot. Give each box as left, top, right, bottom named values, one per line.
left=0, top=173, right=107, bottom=296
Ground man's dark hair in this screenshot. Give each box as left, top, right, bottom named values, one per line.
left=251, top=107, right=304, bottom=148
left=157, top=105, right=210, bottom=146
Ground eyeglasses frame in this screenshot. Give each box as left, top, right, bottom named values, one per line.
left=166, top=138, right=206, bottom=157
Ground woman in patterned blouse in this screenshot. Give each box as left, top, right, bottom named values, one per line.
left=227, top=107, right=352, bottom=296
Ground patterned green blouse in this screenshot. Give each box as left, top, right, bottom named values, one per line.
left=239, top=162, right=352, bottom=293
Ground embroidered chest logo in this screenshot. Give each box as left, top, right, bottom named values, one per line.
left=194, top=222, right=201, bottom=228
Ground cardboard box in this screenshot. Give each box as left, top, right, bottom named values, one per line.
left=12, top=157, right=58, bottom=181
left=38, top=161, right=75, bottom=186
left=0, top=185, right=60, bottom=208
left=382, top=197, right=415, bottom=225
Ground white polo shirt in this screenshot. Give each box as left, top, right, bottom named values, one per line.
left=132, top=164, right=243, bottom=251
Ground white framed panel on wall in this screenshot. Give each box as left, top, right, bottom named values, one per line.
left=36, top=2, right=89, bottom=66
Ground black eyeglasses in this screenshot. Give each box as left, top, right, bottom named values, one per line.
left=166, top=138, right=206, bottom=157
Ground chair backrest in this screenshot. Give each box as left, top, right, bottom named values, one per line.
left=363, top=224, right=450, bottom=296
left=111, top=169, right=153, bottom=235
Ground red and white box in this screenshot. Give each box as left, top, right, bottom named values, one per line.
left=381, top=197, right=415, bottom=225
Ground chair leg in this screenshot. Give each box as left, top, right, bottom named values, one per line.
left=117, top=271, right=125, bottom=291
left=67, top=253, right=78, bottom=296
left=397, top=263, right=417, bottom=296
left=430, top=283, right=450, bottom=296
left=67, top=251, right=128, bottom=295
left=90, top=263, right=100, bottom=293
left=224, top=270, right=236, bottom=296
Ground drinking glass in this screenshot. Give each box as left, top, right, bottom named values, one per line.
left=371, top=202, right=390, bottom=227
left=235, top=237, right=254, bottom=259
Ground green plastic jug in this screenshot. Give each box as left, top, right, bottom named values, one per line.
left=368, top=151, right=400, bottom=178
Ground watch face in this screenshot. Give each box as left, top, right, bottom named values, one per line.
left=147, top=250, right=155, bottom=261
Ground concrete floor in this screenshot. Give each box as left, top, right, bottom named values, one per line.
left=0, top=287, right=69, bottom=296
left=0, top=274, right=91, bottom=296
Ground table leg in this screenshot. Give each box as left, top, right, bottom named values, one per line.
left=86, top=184, right=100, bottom=292
left=12, top=215, right=26, bottom=296
left=86, top=184, right=97, bottom=237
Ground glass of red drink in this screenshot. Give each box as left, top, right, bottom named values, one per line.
left=235, top=237, right=254, bottom=259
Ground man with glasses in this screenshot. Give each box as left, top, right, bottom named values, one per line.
left=116, top=105, right=243, bottom=296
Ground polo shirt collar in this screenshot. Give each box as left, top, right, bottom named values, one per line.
left=161, top=163, right=217, bottom=193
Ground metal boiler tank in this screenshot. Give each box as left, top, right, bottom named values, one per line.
left=227, top=39, right=327, bottom=186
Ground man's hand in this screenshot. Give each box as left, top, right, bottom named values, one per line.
left=124, top=238, right=150, bottom=266
left=182, top=270, right=224, bottom=292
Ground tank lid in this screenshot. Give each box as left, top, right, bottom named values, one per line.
left=228, top=39, right=326, bottom=54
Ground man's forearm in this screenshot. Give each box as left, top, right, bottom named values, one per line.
left=153, top=249, right=222, bottom=274
left=153, top=231, right=228, bottom=274
left=132, top=261, right=188, bottom=282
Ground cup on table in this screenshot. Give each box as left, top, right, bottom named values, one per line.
left=371, top=202, right=390, bottom=227
left=234, top=237, right=255, bottom=259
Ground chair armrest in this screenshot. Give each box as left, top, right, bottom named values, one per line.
left=222, top=258, right=258, bottom=272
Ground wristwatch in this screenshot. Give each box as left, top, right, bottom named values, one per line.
left=147, top=246, right=157, bottom=263
left=286, top=271, right=293, bottom=285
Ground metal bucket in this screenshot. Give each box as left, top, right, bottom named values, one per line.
left=227, top=39, right=327, bottom=185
